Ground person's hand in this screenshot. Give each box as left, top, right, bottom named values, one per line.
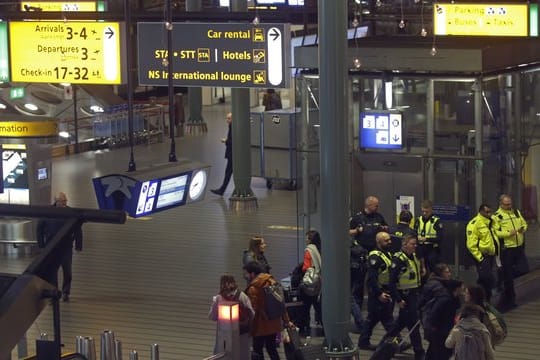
left=398, top=300, right=406, bottom=309
left=221, top=138, right=226, bottom=143
left=378, top=292, right=392, bottom=303
left=518, top=227, right=525, bottom=233
left=357, top=226, right=363, bottom=234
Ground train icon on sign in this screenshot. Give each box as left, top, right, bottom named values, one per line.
left=197, top=48, right=210, bottom=62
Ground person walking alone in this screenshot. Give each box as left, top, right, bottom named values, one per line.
left=36, top=192, right=83, bottom=302
left=211, top=112, right=232, bottom=196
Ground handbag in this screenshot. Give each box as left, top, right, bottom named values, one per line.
left=300, top=267, right=321, bottom=296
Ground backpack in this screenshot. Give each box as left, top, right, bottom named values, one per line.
left=455, top=327, right=485, bottom=360
left=233, top=291, right=252, bottom=334
left=290, top=262, right=304, bottom=289
left=262, top=279, right=286, bottom=320
left=484, top=303, right=507, bottom=346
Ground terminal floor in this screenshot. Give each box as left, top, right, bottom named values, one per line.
left=1, top=103, right=539, bottom=359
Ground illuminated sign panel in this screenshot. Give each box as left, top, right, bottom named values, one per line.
left=9, top=21, right=124, bottom=84
left=0, top=22, right=8, bottom=82
left=21, top=1, right=97, bottom=11
left=0, top=144, right=29, bottom=204
left=0, top=121, right=58, bottom=138
left=360, top=111, right=403, bottom=150
left=137, top=22, right=290, bottom=88
left=434, top=3, right=529, bottom=36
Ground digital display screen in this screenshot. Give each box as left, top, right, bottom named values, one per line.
left=360, top=112, right=403, bottom=150
left=156, top=174, right=188, bottom=209
left=135, top=179, right=159, bottom=216
left=256, top=0, right=286, bottom=4
left=288, top=0, right=304, bottom=5
left=0, top=144, right=29, bottom=204
left=37, top=167, right=48, bottom=180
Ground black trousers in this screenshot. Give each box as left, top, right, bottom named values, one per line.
left=385, top=289, right=423, bottom=353
left=350, top=267, right=366, bottom=330
left=417, top=243, right=440, bottom=274
left=359, top=293, right=394, bottom=345
left=218, top=157, right=232, bottom=193
left=500, top=246, right=524, bottom=305
left=476, top=256, right=497, bottom=303
left=253, top=334, right=280, bottom=360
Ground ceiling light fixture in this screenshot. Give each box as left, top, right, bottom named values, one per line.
left=24, top=103, right=38, bottom=111
left=0, top=103, right=6, bottom=110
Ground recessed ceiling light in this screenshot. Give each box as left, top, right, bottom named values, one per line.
left=60, top=82, right=71, bottom=87
left=24, top=103, right=39, bottom=111
left=0, top=103, right=6, bottom=110
left=59, top=131, right=70, bottom=138
left=90, top=105, right=104, bottom=113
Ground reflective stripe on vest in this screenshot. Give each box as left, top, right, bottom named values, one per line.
left=369, top=249, right=392, bottom=286
left=395, top=251, right=421, bottom=290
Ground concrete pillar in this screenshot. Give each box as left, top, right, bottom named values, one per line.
left=318, top=0, right=357, bottom=357
left=185, top=0, right=207, bottom=135
left=229, top=0, right=257, bottom=211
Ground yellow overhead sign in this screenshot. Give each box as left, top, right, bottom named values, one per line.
left=434, top=3, right=528, bottom=36
left=21, top=2, right=97, bottom=11
left=9, top=21, right=124, bottom=84
left=0, top=121, right=58, bottom=138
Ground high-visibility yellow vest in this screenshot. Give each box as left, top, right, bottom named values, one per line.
left=394, top=251, right=421, bottom=290
left=369, top=249, right=392, bottom=286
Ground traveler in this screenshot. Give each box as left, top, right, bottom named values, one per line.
left=242, top=236, right=272, bottom=274
left=244, top=261, right=292, bottom=360
left=492, top=194, right=528, bottom=311
left=298, top=230, right=322, bottom=335
left=466, top=204, right=501, bottom=303
left=419, top=263, right=462, bottom=360
left=209, top=274, right=254, bottom=360
left=445, top=304, right=495, bottom=360
left=414, top=200, right=443, bottom=274
left=358, top=232, right=395, bottom=350
left=262, top=89, right=282, bottom=111
left=211, top=112, right=232, bottom=196
left=36, top=192, right=83, bottom=302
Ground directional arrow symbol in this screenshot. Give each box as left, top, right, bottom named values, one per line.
left=105, top=27, right=114, bottom=39
left=270, top=28, right=280, bottom=41
left=393, top=135, right=400, bottom=142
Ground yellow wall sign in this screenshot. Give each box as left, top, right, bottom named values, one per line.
left=20, top=2, right=96, bottom=11
left=434, top=3, right=528, bottom=36
left=0, top=121, right=58, bottom=138
left=9, top=21, right=124, bottom=84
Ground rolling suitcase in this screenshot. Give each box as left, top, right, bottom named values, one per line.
left=369, top=320, right=421, bottom=360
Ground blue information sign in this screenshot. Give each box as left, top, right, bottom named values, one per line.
left=432, top=204, right=471, bottom=222
left=359, top=111, right=403, bottom=150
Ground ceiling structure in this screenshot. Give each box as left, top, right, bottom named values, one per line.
left=0, top=0, right=537, bottom=134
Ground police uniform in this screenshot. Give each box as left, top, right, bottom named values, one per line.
left=385, top=250, right=424, bottom=359
left=414, top=214, right=443, bottom=273
left=349, top=210, right=388, bottom=330
left=390, top=222, right=417, bottom=254
left=466, top=212, right=501, bottom=302
left=493, top=207, right=527, bottom=308
left=358, top=249, right=395, bottom=348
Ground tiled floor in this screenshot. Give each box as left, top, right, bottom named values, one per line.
left=2, top=102, right=540, bottom=359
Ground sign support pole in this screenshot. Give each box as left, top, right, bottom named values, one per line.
left=166, top=0, right=177, bottom=163
left=125, top=0, right=136, bottom=171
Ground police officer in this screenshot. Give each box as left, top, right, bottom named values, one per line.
left=391, top=210, right=417, bottom=254
left=493, top=194, right=527, bottom=310
left=385, top=234, right=425, bottom=360
left=414, top=200, right=443, bottom=274
left=358, top=232, right=395, bottom=350
left=349, top=196, right=389, bottom=331
left=466, top=204, right=501, bottom=303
